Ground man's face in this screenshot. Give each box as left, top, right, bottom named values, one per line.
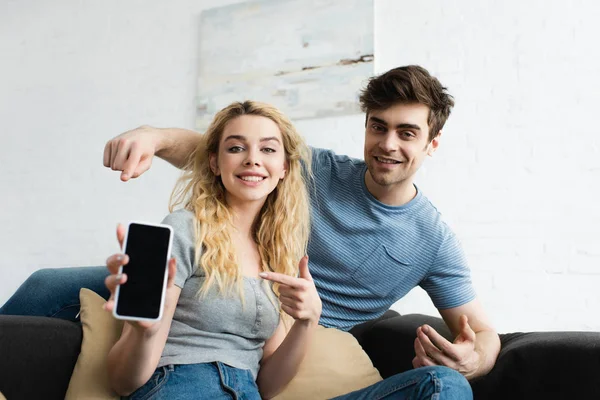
left=363, top=102, right=439, bottom=193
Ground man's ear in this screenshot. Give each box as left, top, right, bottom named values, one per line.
left=209, top=153, right=220, bottom=175
left=427, top=130, right=441, bottom=156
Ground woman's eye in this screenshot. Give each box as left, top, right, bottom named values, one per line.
left=228, top=146, right=244, bottom=153
left=262, top=148, right=276, bottom=153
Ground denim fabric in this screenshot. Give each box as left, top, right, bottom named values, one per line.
left=0, top=266, right=109, bottom=321
left=331, top=366, right=472, bottom=400
left=126, top=362, right=261, bottom=400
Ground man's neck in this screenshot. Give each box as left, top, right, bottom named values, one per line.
left=364, top=172, right=417, bottom=207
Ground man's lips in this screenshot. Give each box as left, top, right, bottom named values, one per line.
left=374, top=156, right=402, bottom=164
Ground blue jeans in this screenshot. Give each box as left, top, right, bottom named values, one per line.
left=129, top=363, right=469, bottom=400
left=0, top=266, right=109, bottom=320
left=127, top=363, right=261, bottom=400
left=333, top=366, right=472, bottom=399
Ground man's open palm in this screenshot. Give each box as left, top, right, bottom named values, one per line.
left=412, top=315, right=481, bottom=379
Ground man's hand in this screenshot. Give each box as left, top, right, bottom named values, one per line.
left=103, top=125, right=162, bottom=182
left=412, top=315, right=481, bottom=379
left=259, top=256, right=322, bottom=325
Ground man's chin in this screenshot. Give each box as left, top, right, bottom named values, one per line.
left=367, top=168, right=398, bottom=187
left=372, top=176, right=396, bottom=187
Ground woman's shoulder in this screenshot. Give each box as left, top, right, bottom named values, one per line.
left=162, top=209, right=197, bottom=278
left=161, top=208, right=195, bottom=229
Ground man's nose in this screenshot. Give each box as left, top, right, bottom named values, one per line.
left=379, top=132, right=398, bottom=152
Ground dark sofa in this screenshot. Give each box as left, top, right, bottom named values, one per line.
left=1, top=311, right=599, bottom=399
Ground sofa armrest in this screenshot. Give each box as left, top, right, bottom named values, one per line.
left=471, top=331, right=600, bottom=399
left=0, top=315, right=82, bottom=400
left=358, top=313, right=600, bottom=399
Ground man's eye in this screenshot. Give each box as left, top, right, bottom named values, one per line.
left=371, top=124, right=384, bottom=132
left=401, top=131, right=415, bottom=138
left=228, top=146, right=244, bottom=153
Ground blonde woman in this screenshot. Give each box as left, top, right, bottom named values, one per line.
left=103, top=101, right=321, bottom=399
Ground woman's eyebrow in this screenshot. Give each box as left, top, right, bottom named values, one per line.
left=260, top=136, right=281, bottom=144
left=223, top=134, right=247, bottom=142
left=223, top=135, right=281, bottom=144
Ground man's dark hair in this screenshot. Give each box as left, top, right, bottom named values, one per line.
left=359, top=65, right=455, bottom=142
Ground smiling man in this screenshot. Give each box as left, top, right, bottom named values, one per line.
left=363, top=102, right=436, bottom=205
left=1, top=66, right=500, bottom=393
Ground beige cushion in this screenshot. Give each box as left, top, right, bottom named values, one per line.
left=273, top=325, right=382, bottom=400
left=64, top=288, right=122, bottom=400
left=63, top=290, right=381, bottom=400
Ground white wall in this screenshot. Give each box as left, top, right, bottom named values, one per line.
left=377, top=0, right=600, bottom=332
left=2, top=0, right=599, bottom=333
left=0, top=0, right=244, bottom=299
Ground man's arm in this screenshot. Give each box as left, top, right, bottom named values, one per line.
left=103, top=126, right=202, bottom=181
left=412, top=298, right=500, bottom=380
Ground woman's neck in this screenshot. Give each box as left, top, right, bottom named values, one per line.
left=228, top=199, right=265, bottom=238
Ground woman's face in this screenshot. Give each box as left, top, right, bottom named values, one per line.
left=210, top=115, right=287, bottom=208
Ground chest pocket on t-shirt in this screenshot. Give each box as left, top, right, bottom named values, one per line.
left=351, top=244, right=411, bottom=297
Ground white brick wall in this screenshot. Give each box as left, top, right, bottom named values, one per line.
left=376, top=0, right=600, bottom=332
left=1, top=0, right=599, bottom=332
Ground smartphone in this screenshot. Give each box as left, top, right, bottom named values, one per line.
left=113, top=221, right=173, bottom=322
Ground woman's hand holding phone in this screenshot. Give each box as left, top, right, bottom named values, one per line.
left=103, top=223, right=177, bottom=334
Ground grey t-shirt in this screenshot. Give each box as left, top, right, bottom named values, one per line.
left=158, top=209, right=280, bottom=379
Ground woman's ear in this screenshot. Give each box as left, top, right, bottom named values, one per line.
left=280, top=160, right=289, bottom=180
left=209, top=153, right=220, bottom=176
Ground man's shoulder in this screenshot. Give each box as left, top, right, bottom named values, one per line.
left=310, top=147, right=365, bottom=184
left=311, top=147, right=364, bottom=167
left=411, top=191, right=457, bottom=240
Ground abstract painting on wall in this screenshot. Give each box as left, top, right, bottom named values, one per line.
left=196, top=0, right=374, bottom=130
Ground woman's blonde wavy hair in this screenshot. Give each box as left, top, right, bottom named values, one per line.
left=169, top=101, right=311, bottom=301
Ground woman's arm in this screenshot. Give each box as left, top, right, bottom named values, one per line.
left=256, top=256, right=322, bottom=399
left=102, top=229, right=182, bottom=397
left=103, top=126, right=202, bottom=181
left=257, top=318, right=318, bottom=399
left=106, top=285, right=181, bottom=396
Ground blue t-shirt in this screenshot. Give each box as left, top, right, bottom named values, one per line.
left=308, top=148, right=476, bottom=331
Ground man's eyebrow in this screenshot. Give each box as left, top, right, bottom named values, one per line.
left=369, top=116, right=422, bottom=131
left=396, top=123, right=421, bottom=131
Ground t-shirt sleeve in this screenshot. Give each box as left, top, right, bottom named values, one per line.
left=309, top=147, right=350, bottom=182
left=161, top=210, right=197, bottom=289
left=420, top=232, right=476, bottom=310
left=310, top=147, right=333, bottom=174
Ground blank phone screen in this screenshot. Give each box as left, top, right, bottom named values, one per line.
left=116, top=223, right=171, bottom=319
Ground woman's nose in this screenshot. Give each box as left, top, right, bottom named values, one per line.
left=244, top=151, right=261, bottom=166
